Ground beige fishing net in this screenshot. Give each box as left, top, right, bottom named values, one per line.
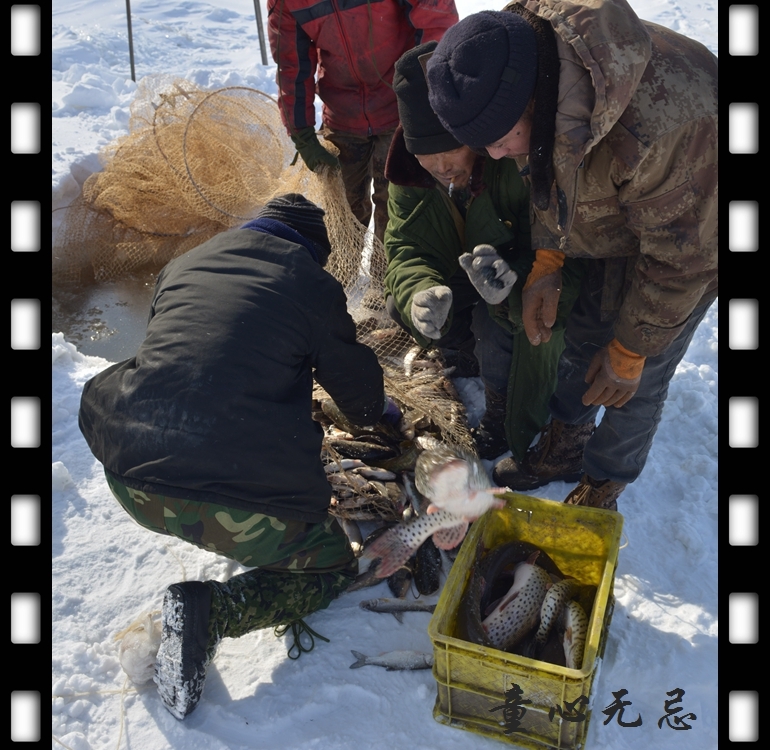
left=52, top=76, right=474, bottom=458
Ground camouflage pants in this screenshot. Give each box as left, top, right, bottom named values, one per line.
left=105, top=471, right=357, bottom=640
left=320, top=127, right=393, bottom=243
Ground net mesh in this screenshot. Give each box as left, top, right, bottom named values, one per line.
left=52, top=76, right=474, bottom=454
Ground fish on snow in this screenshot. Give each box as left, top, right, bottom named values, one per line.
left=358, top=597, right=437, bottom=623
left=349, top=650, right=434, bottom=670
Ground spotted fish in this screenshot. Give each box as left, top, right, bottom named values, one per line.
left=457, top=539, right=564, bottom=649
left=361, top=508, right=469, bottom=579
left=481, top=552, right=551, bottom=651
left=533, top=578, right=581, bottom=652
left=561, top=599, right=589, bottom=670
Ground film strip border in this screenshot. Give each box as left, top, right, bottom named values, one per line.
left=10, top=5, right=44, bottom=743
left=5, top=3, right=751, bottom=744
left=724, top=3, right=760, bottom=745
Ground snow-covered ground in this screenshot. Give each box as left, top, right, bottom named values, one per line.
left=52, top=2, right=719, bottom=749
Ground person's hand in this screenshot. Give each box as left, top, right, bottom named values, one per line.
left=458, top=244, right=518, bottom=305
left=410, top=286, right=453, bottom=340
left=582, top=339, right=646, bottom=407
left=380, top=395, right=403, bottom=425
left=521, top=248, right=565, bottom=345
left=290, top=127, right=340, bottom=172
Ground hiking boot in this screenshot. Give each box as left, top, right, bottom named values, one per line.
left=492, top=418, right=594, bottom=490
left=154, top=581, right=221, bottom=720
left=471, top=388, right=509, bottom=460
left=564, top=474, right=625, bottom=511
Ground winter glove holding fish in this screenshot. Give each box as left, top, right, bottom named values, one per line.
left=459, top=244, right=518, bottom=306
left=410, top=286, right=453, bottom=340
left=362, top=444, right=507, bottom=578
left=290, top=126, right=341, bottom=172
left=521, top=248, right=565, bottom=345
left=582, top=338, right=646, bottom=408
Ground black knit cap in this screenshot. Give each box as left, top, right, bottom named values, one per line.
left=393, top=41, right=462, bottom=155
left=257, top=193, right=332, bottom=264
left=426, top=11, right=538, bottom=150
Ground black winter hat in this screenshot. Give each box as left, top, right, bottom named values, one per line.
left=257, top=193, right=332, bottom=264
left=426, top=11, right=538, bottom=151
left=393, top=41, right=462, bottom=155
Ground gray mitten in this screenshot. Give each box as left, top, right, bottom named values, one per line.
left=410, top=286, right=453, bottom=340
left=458, top=244, right=518, bottom=305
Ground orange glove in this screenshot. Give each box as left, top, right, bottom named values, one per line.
left=522, top=249, right=565, bottom=345
left=583, top=339, right=646, bottom=408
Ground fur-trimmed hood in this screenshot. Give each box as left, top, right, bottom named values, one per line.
left=384, top=124, right=488, bottom=197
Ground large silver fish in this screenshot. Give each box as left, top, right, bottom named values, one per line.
left=349, top=650, right=434, bottom=670
left=560, top=599, right=589, bottom=669
left=414, top=443, right=507, bottom=517
left=481, top=553, right=551, bottom=651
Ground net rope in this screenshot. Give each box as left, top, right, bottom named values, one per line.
left=52, top=76, right=473, bottom=451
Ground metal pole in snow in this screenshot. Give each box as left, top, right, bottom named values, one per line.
left=125, top=0, right=136, bottom=82
left=253, top=1, right=269, bottom=65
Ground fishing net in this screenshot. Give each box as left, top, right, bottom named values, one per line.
left=52, top=76, right=475, bottom=487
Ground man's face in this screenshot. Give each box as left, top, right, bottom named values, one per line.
left=484, top=101, right=534, bottom=160
left=415, top=145, right=477, bottom=190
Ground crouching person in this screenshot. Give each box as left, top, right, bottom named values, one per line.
left=78, top=194, right=395, bottom=719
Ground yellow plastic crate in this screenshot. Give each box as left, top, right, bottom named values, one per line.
left=428, top=493, right=623, bottom=749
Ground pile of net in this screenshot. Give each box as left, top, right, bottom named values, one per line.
left=52, top=76, right=475, bottom=505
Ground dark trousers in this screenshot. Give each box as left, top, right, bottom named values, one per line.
left=549, top=270, right=714, bottom=483
left=321, top=128, right=393, bottom=243
left=471, top=301, right=514, bottom=397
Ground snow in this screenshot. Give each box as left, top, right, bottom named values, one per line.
left=51, top=2, right=719, bottom=749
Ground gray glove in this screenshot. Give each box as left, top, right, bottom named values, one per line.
left=410, top=285, right=453, bottom=340
left=459, top=244, right=518, bottom=305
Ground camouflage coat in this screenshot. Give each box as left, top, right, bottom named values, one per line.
left=504, top=0, right=718, bottom=357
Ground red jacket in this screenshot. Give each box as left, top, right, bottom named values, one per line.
left=267, top=0, right=458, bottom=137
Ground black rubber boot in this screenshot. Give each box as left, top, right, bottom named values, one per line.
left=154, top=582, right=219, bottom=720
left=154, top=563, right=356, bottom=720
left=471, top=388, right=509, bottom=460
